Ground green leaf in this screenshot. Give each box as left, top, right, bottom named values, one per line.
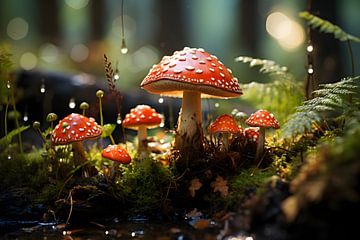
left=282, top=76, right=360, bottom=139
left=0, top=126, right=30, bottom=151
left=299, top=11, right=360, bottom=42
left=101, top=123, right=116, bottom=138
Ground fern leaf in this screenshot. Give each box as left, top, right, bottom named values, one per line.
left=282, top=76, right=360, bottom=139
left=299, top=11, right=360, bottom=42
left=235, top=56, right=289, bottom=76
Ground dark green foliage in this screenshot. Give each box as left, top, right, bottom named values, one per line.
left=299, top=11, right=360, bottom=42
left=282, top=76, right=360, bottom=139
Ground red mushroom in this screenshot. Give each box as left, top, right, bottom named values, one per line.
left=141, top=47, right=242, bottom=156
left=244, top=127, right=260, bottom=143
left=102, top=144, right=131, bottom=179
left=51, top=113, right=102, bottom=176
left=102, top=145, right=131, bottom=164
left=208, top=114, right=242, bottom=151
left=245, top=110, right=279, bottom=162
left=122, top=105, right=163, bottom=152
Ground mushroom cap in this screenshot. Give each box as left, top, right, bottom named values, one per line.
left=245, top=109, right=280, bottom=129
left=244, top=127, right=260, bottom=143
left=122, top=105, right=163, bottom=130
left=208, top=114, right=242, bottom=134
left=101, top=144, right=131, bottom=164
left=141, top=47, right=242, bottom=98
left=51, top=113, right=102, bottom=145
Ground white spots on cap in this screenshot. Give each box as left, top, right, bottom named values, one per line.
left=141, top=47, right=243, bottom=95
left=178, top=56, right=186, bottom=61
left=227, top=68, right=232, bottom=74
left=209, top=114, right=241, bottom=134
left=72, top=122, right=77, bottom=126
left=169, top=61, right=177, bottom=67
left=186, top=66, right=195, bottom=71
left=245, top=110, right=280, bottom=129
left=122, top=104, right=162, bottom=129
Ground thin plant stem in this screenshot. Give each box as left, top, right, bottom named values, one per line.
left=99, top=97, right=103, bottom=127
left=109, top=134, right=115, bottom=145
left=4, top=97, right=9, bottom=136
left=9, top=88, right=23, bottom=153
left=121, top=0, right=125, bottom=39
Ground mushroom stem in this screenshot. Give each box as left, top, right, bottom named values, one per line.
left=72, top=141, right=87, bottom=166
left=175, top=91, right=203, bottom=153
left=255, top=128, right=266, bottom=163
left=137, top=125, right=148, bottom=151
left=72, top=142, right=97, bottom=177
left=221, top=133, right=230, bottom=152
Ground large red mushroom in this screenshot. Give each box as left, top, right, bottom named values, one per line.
left=122, top=105, right=163, bottom=152
left=52, top=113, right=102, bottom=176
left=208, top=114, right=242, bottom=151
left=245, top=110, right=279, bottom=162
left=141, top=47, right=242, bottom=157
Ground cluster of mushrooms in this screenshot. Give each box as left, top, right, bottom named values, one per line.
left=49, top=47, right=279, bottom=175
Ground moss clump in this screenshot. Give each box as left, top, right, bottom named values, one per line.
left=117, top=157, right=174, bottom=215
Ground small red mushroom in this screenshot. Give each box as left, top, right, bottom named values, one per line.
left=102, top=144, right=131, bottom=179
left=244, top=127, right=260, bottom=143
left=141, top=47, right=242, bottom=155
left=122, top=105, right=162, bottom=152
left=245, top=109, right=279, bottom=162
left=102, top=145, right=131, bottom=164
left=52, top=113, right=102, bottom=176
left=208, top=114, right=242, bottom=151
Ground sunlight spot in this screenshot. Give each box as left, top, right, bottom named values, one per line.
left=7, top=17, right=28, bottom=40
left=39, top=43, right=59, bottom=63
left=20, top=52, right=38, bottom=70
left=266, top=12, right=305, bottom=51
left=70, top=44, right=89, bottom=62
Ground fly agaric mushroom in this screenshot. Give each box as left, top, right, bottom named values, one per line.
left=102, top=144, right=131, bottom=180
left=52, top=113, right=102, bottom=176
left=244, top=127, right=260, bottom=143
left=141, top=47, right=242, bottom=156
left=122, top=105, right=163, bottom=152
left=102, top=144, right=131, bottom=164
left=208, top=114, right=242, bottom=151
left=245, top=109, right=279, bottom=162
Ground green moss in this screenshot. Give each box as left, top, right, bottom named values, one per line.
left=116, top=157, right=173, bottom=214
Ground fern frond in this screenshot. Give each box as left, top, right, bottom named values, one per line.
left=282, top=76, right=360, bottom=139
left=299, top=11, right=360, bottom=42
left=235, top=56, right=289, bottom=76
